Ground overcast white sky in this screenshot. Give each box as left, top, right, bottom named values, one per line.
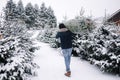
left=0, top=0, right=120, bottom=22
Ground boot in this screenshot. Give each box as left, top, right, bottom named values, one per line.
left=64, top=71, right=71, bottom=77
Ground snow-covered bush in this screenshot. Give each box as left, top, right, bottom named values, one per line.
left=0, top=18, right=38, bottom=79
left=37, top=28, right=58, bottom=48
left=73, top=24, right=120, bottom=75
left=0, top=36, right=38, bottom=80
left=2, top=20, right=27, bottom=38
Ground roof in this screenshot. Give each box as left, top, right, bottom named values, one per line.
left=107, top=9, right=120, bottom=22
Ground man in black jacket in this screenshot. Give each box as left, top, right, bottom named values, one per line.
left=56, top=23, right=73, bottom=77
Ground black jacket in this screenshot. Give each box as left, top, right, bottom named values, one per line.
left=56, top=28, right=74, bottom=49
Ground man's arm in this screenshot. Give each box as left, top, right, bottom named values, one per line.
left=56, top=32, right=60, bottom=39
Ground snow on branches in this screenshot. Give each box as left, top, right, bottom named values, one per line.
left=0, top=36, right=38, bottom=80
left=73, top=25, right=120, bottom=75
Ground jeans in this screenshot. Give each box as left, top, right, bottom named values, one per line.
left=62, top=48, right=72, bottom=72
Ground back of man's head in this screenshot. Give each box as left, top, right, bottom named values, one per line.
left=59, top=23, right=66, bottom=29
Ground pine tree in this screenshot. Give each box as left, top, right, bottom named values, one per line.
left=4, top=0, right=17, bottom=21
left=25, top=3, right=35, bottom=28
left=0, top=19, right=38, bottom=80
left=39, top=3, right=48, bottom=28
left=0, top=14, right=2, bottom=28
left=47, top=6, right=57, bottom=28
left=71, top=24, right=120, bottom=75
left=2, top=20, right=26, bottom=38
left=0, top=33, right=38, bottom=80
left=34, top=4, right=39, bottom=17
left=16, top=0, right=25, bottom=20
left=34, top=4, right=40, bottom=28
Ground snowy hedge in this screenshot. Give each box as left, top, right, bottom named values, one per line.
left=73, top=25, right=120, bottom=75
left=37, top=28, right=59, bottom=48
left=0, top=36, right=38, bottom=80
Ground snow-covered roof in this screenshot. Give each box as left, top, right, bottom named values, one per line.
left=107, top=9, right=120, bottom=22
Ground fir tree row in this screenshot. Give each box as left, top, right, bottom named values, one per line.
left=4, top=0, right=57, bottom=29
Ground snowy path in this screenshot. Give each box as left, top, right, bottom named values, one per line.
left=32, top=41, right=119, bottom=80
left=30, top=30, right=119, bottom=80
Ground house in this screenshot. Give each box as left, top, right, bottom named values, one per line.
left=107, top=9, right=120, bottom=26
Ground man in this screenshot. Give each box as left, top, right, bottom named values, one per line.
left=56, top=23, right=73, bottom=77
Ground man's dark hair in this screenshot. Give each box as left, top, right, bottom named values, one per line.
left=59, top=23, right=66, bottom=29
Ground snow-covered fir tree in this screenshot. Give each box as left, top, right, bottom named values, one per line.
left=25, top=2, right=36, bottom=28
left=72, top=24, right=120, bottom=75
left=38, top=3, right=57, bottom=28
left=0, top=35, right=38, bottom=80
left=39, top=3, right=48, bottom=28
left=0, top=19, right=38, bottom=79
left=64, top=16, right=95, bottom=34
left=0, top=17, right=1, bottom=28
left=4, top=0, right=17, bottom=21
left=16, top=0, right=25, bottom=20
left=4, top=0, right=57, bottom=29
left=46, top=6, right=57, bottom=28
left=33, top=4, right=41, bottom=29
left=37, top=28, right=58, bottom=48
left=2, top=20, right=26, bottom=38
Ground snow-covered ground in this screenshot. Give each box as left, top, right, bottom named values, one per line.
left=31, top=31, right=120, bottom=80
